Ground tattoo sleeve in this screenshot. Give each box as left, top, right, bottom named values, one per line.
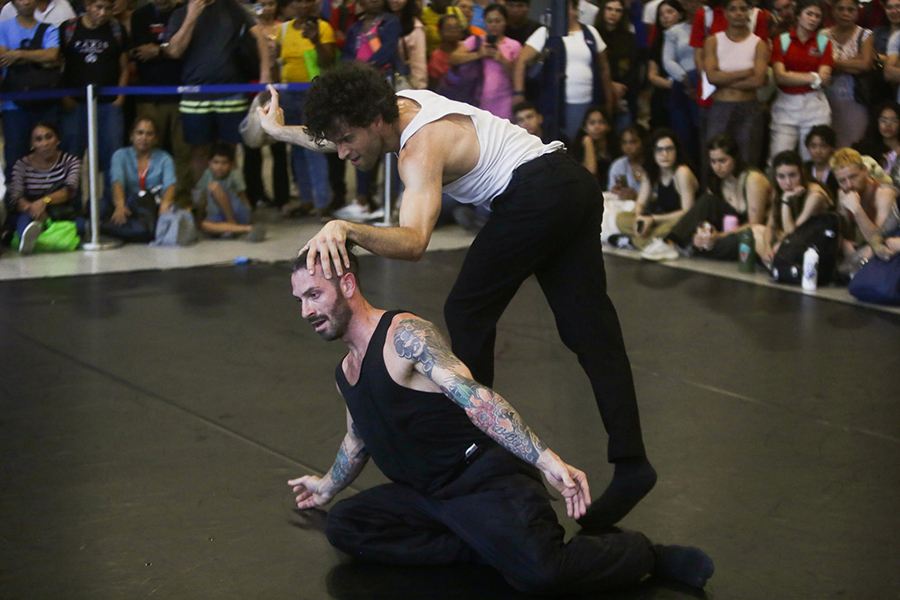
left=328, top=433, right=369, bottom=490
left=393, top=318, right=547, bottom=466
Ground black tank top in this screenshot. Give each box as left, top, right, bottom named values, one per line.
left=648, top=177, right=681, bottom=215
left=335, top=310, right=491, bottom=495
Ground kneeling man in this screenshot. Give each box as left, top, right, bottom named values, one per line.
left=288, top=251, right=714, bottom=595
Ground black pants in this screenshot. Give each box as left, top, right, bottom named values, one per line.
left=443, top=153, right=645, bottom=461
left=665, top=194, right=743, bottom=260
left=326, top=445, right=655, bottom=595
left=243, top=142, right=290, bottom=207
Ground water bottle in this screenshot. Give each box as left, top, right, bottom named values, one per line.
left=802, top=246, right=819, bottom=292
left=738, top=227, right=755, bottom=273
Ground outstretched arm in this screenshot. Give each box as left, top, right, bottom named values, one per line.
left=392, top=317, right=591, bottom=518
left=257, top=86, right=337, bottom=151
left=288, top=408, right=369, bottom=509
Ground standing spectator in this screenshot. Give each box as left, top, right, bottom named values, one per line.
left=880, top=0, right=900, bottom=97
left=6, top=121, right=81, bottom=255
left=422, top=0, right=464, bottom=56
left=661, top=0, right=701, bottom=161
left=873, top=0, right=900, bottom=53
left=595, top=0, right=640, bottom=128
left=327, top=0, right=357, bottom=51
left=277, top=0, right=337, bottom=218
left=607, top=122, right=646, bottom=199
left=0, top=0, right=74, bottom=26
left=504, top=0, right=539, bottom=46
left=455, top=0, right=485, bottom=36
left=647, top=0, right=686, bottom=131
left=822, top=0, right=873, bottom=148
left=769, top=0, right=833, bottom=161
left=427, top=12, right=461, bottom=88
left=388, top=0, right=427, bottom=89
left=804, top=124, right=840, bottom=196
left=0, top=0, right=61, bottom=181
left=451, top=3, right=520, bottom=119
left=112, top=0, right=134, bottom=35
left=59, top=0, right=128, bottom=199
left=769, top=0, right=798, bottom=37
left=129, top=0, right=191, bottom=204
left=163, top=0, right=272, bottom=188
left=470, top=0, right=489, bottom=29
left=244, top=0, right=290, bottom=209
left=854, top=100, right=900, bottom=171
left=514, top=0, right=616, bottom=141
left=571, top=106, right=617, bottom=188
left=703, top=0, right=770, bottom=167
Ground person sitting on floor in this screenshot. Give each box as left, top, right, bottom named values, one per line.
left=288, top=249, right=715, bottom=596
left=751, top=149, right=833, bottom=267
left=804, top=124, right=840, bottom=199
left=853, top=100, right=900, bottom=175
left=513, top=100, right=568, bottom=145
left=607, top=123, right=647, bottom=200
left=194, top=143, right=265, bottom=241
left=6, top=120, right=81, bottom=255
left=662, top=134, right=771, bottom=260
left=571, top=106, right=617, bottom=190
left=615, top=128, right=699, bottom=257
left=105, top=117, right=178, bottom=243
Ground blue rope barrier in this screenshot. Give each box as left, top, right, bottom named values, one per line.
left=0, top=81, right=310, bottom=102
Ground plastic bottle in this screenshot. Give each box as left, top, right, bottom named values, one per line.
left=738, top=228, right=756, bottom=273
left=802, top=246, right=819, bottom=292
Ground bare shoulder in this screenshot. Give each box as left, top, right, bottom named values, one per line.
left=399, top=114, right=479, bottom=182
left=390, top=313, right=461, bottom=372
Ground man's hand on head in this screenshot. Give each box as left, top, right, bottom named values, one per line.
left=303, top=220, right=352, bottom=279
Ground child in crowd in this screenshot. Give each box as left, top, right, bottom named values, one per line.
left=571, top=106, right=617, bottom=190
left=195, top=143, right=265, bottom=241
left=513, top=100, right=568, bottom=145
left=804, top=125, right=839, bottom=198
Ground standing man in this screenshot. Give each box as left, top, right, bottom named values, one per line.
left=259, top=62, right=657, bottom=530
left=504, top=0, right=540, bottom=45
left=163, top=0, right=271, bottom=189
left=0, top=0, right=75, bottom=26
left=288, top=249, right=714, bottom=595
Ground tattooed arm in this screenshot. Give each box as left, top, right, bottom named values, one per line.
left=288, top=408, right=369, bottom=509
left=392, top=317, right=592, bottom=518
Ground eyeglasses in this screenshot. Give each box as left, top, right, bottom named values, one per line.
left=655, top=145, right=676, bottom=153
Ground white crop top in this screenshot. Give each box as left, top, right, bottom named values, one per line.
left=396, top=89, right=564, bottom=209
left=714, top=31, right=760, bottom=73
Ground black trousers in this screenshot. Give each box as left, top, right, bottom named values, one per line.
left=326, top=445, right=655, bottom=595
left=243, top=142, right=290, bottom=207
left=443, top=153, right=645, bottom=462
left=665, top=194, right=743, bottom=260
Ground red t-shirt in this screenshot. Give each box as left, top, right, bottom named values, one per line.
left=770, top=28, right=834, bottom=94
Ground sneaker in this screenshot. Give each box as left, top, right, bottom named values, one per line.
left=247, top=223, right=266, bottom=242
left=19, top=221, right=42, bottom=255
left=365, top=207, right=385, bottom=220
left=332, top=202, right=371, bottom=221
left=640, top=238, right=679, bottom=261
left=607, top=233, right=635, bottom=249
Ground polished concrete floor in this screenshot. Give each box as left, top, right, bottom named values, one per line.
left=1, top=250, right=898, bottom=599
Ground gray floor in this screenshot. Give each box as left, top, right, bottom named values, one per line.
left=1, top=251, right=898, bottom=599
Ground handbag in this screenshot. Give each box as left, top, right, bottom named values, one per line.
left=848, top=253, right=900, bottom=304
left=436, top=36, right=483, bottom=105
left=151, top=206, right=198, bottom=247
left=853, top=32, right=892, bottom=106
left=0, top=23, right=61, bottom=110
left=32, top=219, right=80, bottom=253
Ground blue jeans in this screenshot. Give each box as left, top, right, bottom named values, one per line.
left=280, top=90, right=331, bottom=208
left=563, top=102, right=591, bottom=144
left=2, top=106, right=60, bottom=181
left=60, top=102, right=124, bottom=200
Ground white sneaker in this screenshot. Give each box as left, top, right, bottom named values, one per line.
left=332, top=203, right=370, bottom=221
left=365, top=207, right=385, bottom=220
left=640, top=238, right=679, bottom=261
left=19, top=221, right=42, bottom=255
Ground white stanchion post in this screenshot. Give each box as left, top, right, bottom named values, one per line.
left=82, top=84, right=121, bottom=251
left=381, top=151, right=392, bottom=226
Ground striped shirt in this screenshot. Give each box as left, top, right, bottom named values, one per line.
left=8, top=152, right=81, bottom=205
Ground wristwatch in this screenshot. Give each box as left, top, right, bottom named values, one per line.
left=159, top=42, right=169, bottom=57
left=42, top=196, right=52, bottom=204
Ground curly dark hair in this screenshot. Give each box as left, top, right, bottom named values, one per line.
left=305, top=63, right=400, bottom=145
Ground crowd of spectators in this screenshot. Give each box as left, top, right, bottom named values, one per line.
left=0, top=0, right=898, bottom=302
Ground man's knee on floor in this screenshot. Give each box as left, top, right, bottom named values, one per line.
left=504, top=560, right=565, bottom=595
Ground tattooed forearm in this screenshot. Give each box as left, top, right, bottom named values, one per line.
left=441, top=373, right=548, bottom=466
left=393, top=318, right=463, bottom=377
left=329, top=435, right=369, bottom=489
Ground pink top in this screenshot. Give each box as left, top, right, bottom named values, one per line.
left=356, top=22, right=381, bottom=62
left=463, top=34, right=521, bottom=121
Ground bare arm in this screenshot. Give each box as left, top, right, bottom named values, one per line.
left=164, top=0, right=206, bottom=59
left=728, top=39, right=770, bottom=89
left=598, top=49, right=616, bottom=116
left=658, top=165, right=698, bottom=223
left=513, top=43, right=539, bottom=94
left=0, top=46, right=59, bottom=66
left=885, top=52, right=900, bottom=84
left=746, top=170, right=771, bottom=226
left=785, top=186, right=828, bottom=234
left=257, top=86, right=337, bottom=150
left=648, top=59, right=673, bottom=89
left=705, top=35, right=754, bottom=85
left=289, top=408, right=370, bottom=509
left=834, top=32, right=873, bottom=74
left=392, top=317, right=590, bottom=518
left=773, top=60, right=832, bottom=87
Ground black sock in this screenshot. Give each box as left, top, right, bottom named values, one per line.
left=577, top=458, right=657, bottom=531
left=652, top=544, right=715, bottom=589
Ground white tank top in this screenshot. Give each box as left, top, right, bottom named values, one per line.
left=396, top=89, right=564, bottom=209
left=715, top=31, right=760, bottom=73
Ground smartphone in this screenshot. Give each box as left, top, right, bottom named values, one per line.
left=636, top=219, right=645, bottom=234
left=615, top=174, right=627, bottom=188
left=486, top=34, right=498, bottom=45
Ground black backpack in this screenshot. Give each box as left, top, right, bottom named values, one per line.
left=0, top=23, right=60, bottom=110
left=770, top=213, right=842, bottom=285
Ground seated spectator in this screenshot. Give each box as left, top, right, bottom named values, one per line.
left=0, top=0, right=75, bottom=27
left=195, top=143, right=266, bottom=240
left=513, top=100, right=569, bottom=144
left=664, top=134, right=771, bottom=259
left=503, top=0, right=539, bottom=46
left=423, top=0, right=465, bottom=56
left=769, top=0, right=834, bottom=162
left=59, top=0, right=128, bottom=199
left=571, top=106, right=617, bottom=189
left=388, top=0, right=427, bottom=89
left=0, top=0, right=61, bottom=181
left=104, top=117, right=177, bottom=242
left=752, top=149, right=833, bottom=266
left=822, top=0, right=874, bottom=148
left=607, top=123, right=647, bottom=200
left=451, top=3, right=520, bottom=119
left=853, top=100, right=900, bottom=173
left=615, top=128, right=698, bottom=256
left=805, top=124, right=840, bottom=197
left=595, top=0, right=640, bottom=128
left=831, top=147, right=900, bottom=273
left=703, top=0, right=770, bottom=168
left=6, top=121, right=81, bottom=255
left=428, top=13, right=462, bottom=89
